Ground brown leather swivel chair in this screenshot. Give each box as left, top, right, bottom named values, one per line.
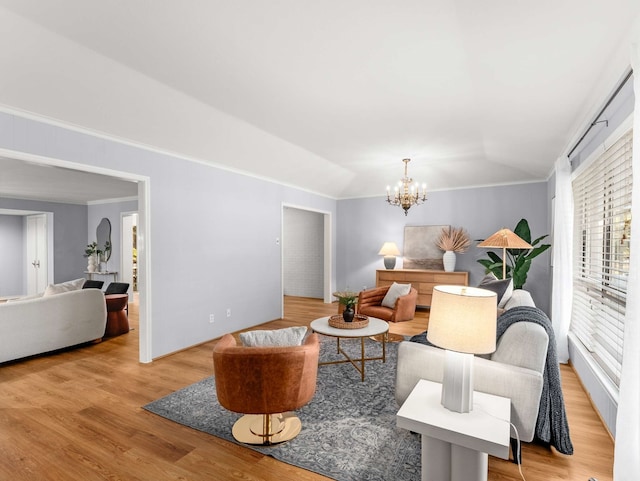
left=357, top=285, right=418, bottom=322
left=212, top=332, right=320, bottom=445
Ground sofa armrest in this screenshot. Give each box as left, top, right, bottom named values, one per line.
left=504, top=289, right=535, bottom=310
left=492, top=321, right=549, bottom=373
left=391, top=287, right=418, bottom=322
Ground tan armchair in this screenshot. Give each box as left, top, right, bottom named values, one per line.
left=358, top=285, right=418, bottom=322
left=212, top=332, right=319, bottom=445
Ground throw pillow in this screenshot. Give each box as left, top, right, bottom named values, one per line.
left=381, top=282, right=412, bottom=308
left=43, top=278, right=86, bottom=297
left=240, top=326, right=308, bottom=347
left=478, top=274, right=513, bottom=309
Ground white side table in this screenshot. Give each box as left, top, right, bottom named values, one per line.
left=397, top=379, right=510, bottom=481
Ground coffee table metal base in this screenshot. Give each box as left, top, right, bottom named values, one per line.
left=319, top=335, right=386, bottom=382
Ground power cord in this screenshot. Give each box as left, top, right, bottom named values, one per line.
left=509, top=422, right=526, bottom=481
left=474, top=404, right=526, bottom=481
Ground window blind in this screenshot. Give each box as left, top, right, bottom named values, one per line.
left=571, top=129, right=633, bottom=387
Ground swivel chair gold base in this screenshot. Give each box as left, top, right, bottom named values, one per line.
left=232, top=412, right=302, bottom=445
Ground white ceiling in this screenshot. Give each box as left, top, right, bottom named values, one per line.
left=0, top=1, right=638, bottom=203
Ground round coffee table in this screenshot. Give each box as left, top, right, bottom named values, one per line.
left=310, top=316, right=388, bottom=382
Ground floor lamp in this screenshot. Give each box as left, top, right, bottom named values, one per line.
left=477, top=228, right=532, bottom=279
left=426, top=285, right=497, bottom=413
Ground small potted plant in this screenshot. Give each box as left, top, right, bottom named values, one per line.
left=436, top=226, right=471, bottom=272
left=333, top=291, right=359, bottom=322
left=84, top=241, right=105, bottom=273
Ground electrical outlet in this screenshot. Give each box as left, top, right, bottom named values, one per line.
left=209, top=314, right=215, bottom=324
left=226, top=308, right=231, bottom=317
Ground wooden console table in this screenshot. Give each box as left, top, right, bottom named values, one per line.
left=376, top=269, right=468, bottom=307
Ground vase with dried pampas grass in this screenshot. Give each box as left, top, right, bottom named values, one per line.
left=436, top=227, right=471, bottom=272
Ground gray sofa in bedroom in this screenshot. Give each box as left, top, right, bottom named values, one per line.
left=0, top=288, right=107, bottom=363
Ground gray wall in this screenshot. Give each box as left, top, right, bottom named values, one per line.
left=569, top=72, right=634, bottom=171
left=0, top=214, right=24, bottom=296
left=337, top=182, right=551, bottom=314
left=0, top=198, right=88, bottom=292
left=0, top=110, right=337, bottom=359
left=283, top=207, right=324, bottom=298
left=0, top=111, right=551, bottom=357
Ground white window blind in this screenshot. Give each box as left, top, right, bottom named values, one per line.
left=571, top=129, right=633, bottom=387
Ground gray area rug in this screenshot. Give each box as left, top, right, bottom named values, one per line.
left=144, top=337, right=421, bottom=481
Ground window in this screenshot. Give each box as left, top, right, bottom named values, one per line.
left=571, top=129, right=633, bottom=387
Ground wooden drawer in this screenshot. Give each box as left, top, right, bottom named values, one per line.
left=376, top=269, right=468, bottom=307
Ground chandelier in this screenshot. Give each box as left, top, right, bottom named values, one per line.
left=386, top=158, right=427, bottom=216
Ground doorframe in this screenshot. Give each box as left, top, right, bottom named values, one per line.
left=0, top=147, right=152, bottom=364
left=280, top=203, right=333, bottom=317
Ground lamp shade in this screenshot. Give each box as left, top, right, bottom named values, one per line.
left=378, top=242, right=401, bottom=256
left=477, top=228, right=532, bottom=249
left=427, top=285, right=497, bottom=355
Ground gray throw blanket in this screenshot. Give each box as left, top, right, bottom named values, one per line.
left=497, top=306, right=573, bottom=455
left=410, top=305, right=573, bottom=455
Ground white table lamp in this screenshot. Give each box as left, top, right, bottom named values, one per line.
left=378, top=242, right=401, bottom=269
left=427, top=285, right=497, bottom=413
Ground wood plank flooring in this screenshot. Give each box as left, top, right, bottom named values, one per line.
left=0, top=295, right=613, bottom=480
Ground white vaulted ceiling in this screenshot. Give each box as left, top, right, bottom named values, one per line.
left=0, top=0, right=638, bottom=202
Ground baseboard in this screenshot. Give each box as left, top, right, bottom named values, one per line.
left=568, top=333, right=619, bottom=437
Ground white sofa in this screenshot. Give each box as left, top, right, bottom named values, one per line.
left=395, top=288, right=548, bottom=462
left=502, top=288, right=536, bottom=311
left=0, top=289, right=107, bottom=363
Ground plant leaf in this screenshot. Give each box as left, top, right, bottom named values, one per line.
left=487, top=251, right=503, bottom=263
left=525, top=244, right=551, bottom=260
left=514, top=218, right=532, bottom=243
left=531, top=234, right=549, bottom=246
left=512, top=258, right=531, bottom=289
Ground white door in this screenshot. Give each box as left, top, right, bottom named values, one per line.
left=26, top=214, right=48, bottom=295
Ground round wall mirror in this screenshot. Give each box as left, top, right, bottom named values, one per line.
left=96, top=217, right=112, bottom=262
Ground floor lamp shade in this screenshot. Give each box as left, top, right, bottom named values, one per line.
left=477, top=228, right=532, bottom=279
left=427, top=285, right=497, bottom=413
left=378, top=242, right=401, bottom=269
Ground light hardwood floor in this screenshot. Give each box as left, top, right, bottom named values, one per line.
left=0, top=295, right=613, bottom=481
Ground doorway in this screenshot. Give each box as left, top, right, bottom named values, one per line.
left=281, top=204, right=332, bottom=315
left=0, top=147, right=151, bottom=363
left=120, top=212, right=138, bottom=292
